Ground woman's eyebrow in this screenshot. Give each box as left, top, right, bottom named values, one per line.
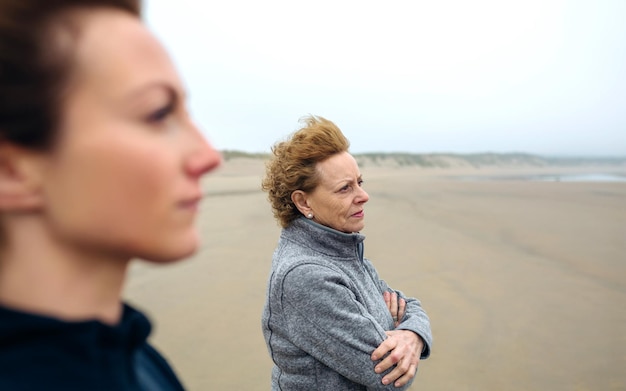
left=125, top=82, right=183, bottom=104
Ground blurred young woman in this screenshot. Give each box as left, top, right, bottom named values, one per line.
left=261, top=116, right=432, bottom=390
left=0, top=1, right=221, bottom=389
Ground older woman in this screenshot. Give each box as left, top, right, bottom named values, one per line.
left=261, top=116, right=432, bottom=390
left=0, top=0, right=221, bottom=389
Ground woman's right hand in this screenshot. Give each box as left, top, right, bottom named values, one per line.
left=383, top=291, right=405, bottom=328
left=371, top=330, right=423, bottom=387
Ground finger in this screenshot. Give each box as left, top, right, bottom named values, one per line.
left=373, top=336, right=403, bottom=374
left=371, top=335, right=396, bottom=361
left=390, top=292, right=398, bottom=320
left=393, top=363, right=418, bottom=388
left=397, top=298, right=406, bottom=325
left=383, top=291, right=391, bottom=311
left=380, top=357, right=411, bottom=386
left=374, top=348, right=400, bottom=375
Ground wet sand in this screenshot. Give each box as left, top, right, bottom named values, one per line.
left=124, top=160, right=626, bottom=390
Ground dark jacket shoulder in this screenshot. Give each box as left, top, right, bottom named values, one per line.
left=0, top=303, right=185, bottom=391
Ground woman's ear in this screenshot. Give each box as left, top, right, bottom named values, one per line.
left=0, top=143, right=45, bottom=211
left=291, top=190, right=311, bottom=216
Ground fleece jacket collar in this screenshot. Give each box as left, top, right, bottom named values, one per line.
left=285, top=216, right=365, bottom=261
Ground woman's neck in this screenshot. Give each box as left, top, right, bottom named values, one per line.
left=0, top=218, right=129, bottom=325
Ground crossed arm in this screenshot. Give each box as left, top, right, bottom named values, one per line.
left=375, top=291, right=425, bottom=387
left=281, top=263, right=431, bottom=389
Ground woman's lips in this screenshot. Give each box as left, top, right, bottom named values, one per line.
left=178, top=195, right=203, bottom=212
left=352, top=210, right=364, bottom=218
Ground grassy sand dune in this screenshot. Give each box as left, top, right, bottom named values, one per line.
left=125, top=160, right=626, bottom=390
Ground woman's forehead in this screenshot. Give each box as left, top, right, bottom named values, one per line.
left=68, top=8, right=182, bottom=99
left=315, top=152, right=361, bottom=184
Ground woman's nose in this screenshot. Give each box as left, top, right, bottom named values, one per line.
left=356, top=186, right=369, bottom=204
left=185, top=123, right=222, bottom=178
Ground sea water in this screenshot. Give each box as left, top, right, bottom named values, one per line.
left=457, top=173, right=626, bottom=182
left=531, top=173, right=626, bottom=182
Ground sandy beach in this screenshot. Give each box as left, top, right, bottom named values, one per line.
left=124, top=159, right=626, bottom=390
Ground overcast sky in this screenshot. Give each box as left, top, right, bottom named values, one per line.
left=144, top=0, right=625, bottom=156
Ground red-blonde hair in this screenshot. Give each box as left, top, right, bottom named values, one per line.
left=261, top=115, right=350, bottom=228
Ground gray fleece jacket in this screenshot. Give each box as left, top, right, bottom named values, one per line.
left=262, top=217, right=432, bottom=391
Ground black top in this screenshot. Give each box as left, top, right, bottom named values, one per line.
left=0, top=303, right=185, bottom=391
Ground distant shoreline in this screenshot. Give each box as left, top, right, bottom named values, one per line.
left=454, top=172, right=626, bottom=182
left=205, top=154, right=626, bottom=188
left=221, top=150, right=626, bottom=169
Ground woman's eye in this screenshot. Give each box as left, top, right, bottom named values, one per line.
left=358, top=179, right=364, bottom=186
left=146, top=102, right=174, bottom=123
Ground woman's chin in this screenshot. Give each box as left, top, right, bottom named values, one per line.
left=139, top=235, right=200, bottom=264
left=350, top=222, right=365, bottom=233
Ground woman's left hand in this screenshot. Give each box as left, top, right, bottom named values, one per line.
left=383, top=291, right=406, bottom=328
left=371, top=330, right=424, bottom=388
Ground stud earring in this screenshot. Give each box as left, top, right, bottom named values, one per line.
left=307, top=213, right=313, bottom=219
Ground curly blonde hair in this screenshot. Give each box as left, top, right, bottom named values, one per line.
left=261, top=115, right=350, bottom=228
